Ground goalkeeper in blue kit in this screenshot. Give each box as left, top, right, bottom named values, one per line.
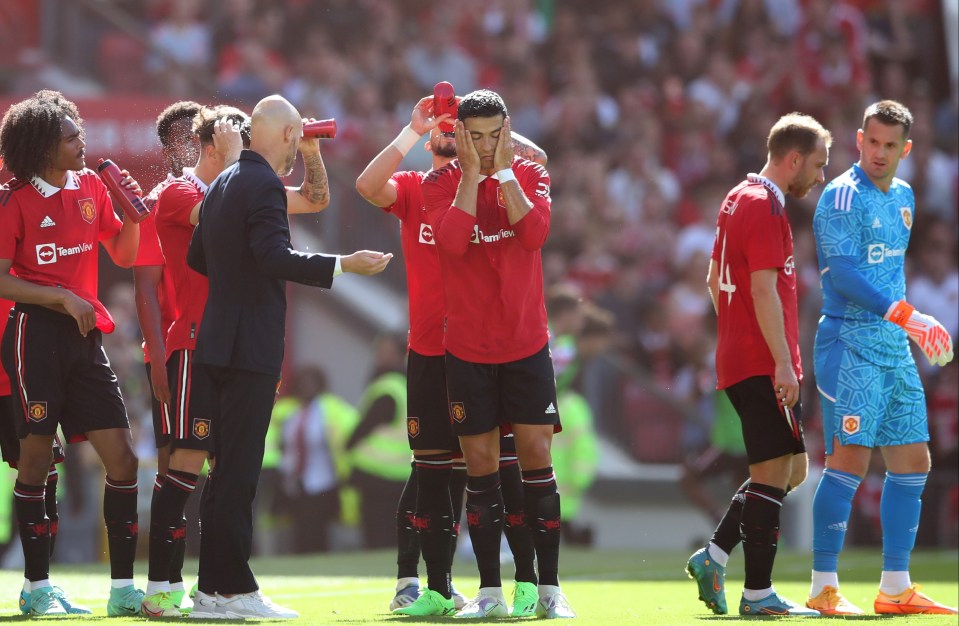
left=807, top=100, right=955, bottom=616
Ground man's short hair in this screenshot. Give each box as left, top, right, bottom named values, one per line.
left=767, top=113, right=833, bottom=161
left=193, top=105, right=249, bottom=146
left=862, top=100, right=913, bottom=138
left=458, top=89, right=508, bottom=121
left=156, top=101, right=202, bottom=147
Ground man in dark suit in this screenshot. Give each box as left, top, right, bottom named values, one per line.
left=186, top=95, right=391, bottom=619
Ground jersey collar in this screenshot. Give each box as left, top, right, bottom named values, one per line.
left=747, top=173, right=785, bottom=206
left=30, top=171, right=80, bottom=198
left=850, top=163, right=877, bottom=191
left=181, top=167, right=209, bottom=193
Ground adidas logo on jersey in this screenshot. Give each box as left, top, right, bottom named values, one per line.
left=827, top=521, right=848, bottom=532
left=871, top=217, right=881, bottom=229
left=545, top=403, right=557, bottom=414
left=40, top=216, right=56, bottom=228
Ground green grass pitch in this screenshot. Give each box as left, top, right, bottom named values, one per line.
left=0, top=547, right=955, bottom=624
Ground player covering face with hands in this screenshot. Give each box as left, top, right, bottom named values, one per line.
left=422, top=89, right=574, bottom=620
left=356, top=87, right=547, bottom=618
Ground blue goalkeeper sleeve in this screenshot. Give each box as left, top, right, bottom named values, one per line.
left=824, top=255, right=896, bottom=318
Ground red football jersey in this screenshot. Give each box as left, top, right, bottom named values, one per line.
left=385, top=170, right=444, bottom=356
left=0, top=170, right=122, bottom=333
left=711, top=175, right=801, bottom=389
left=135, top=176, right=178, bottom=363
left=0, top=293, right=11, bottom=396
left=422, top=157, right=551, bottom=363
left=155, top=169, right=207, bottom=354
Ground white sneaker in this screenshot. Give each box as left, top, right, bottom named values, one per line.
left=389, top=576, right=420, bottom=610
left=188, top=591, right=228, bottom=620
left=450, top=584, right=468, bottom=610
left=455, top=587, right=508, bottom=618
left=215, top=591, right=298, bottom=619
left=537, top=584, right=576, bottom=619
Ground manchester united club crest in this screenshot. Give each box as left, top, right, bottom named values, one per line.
left=842, top=415, right=860, bottom=435
left=407, top=416, right=420, bottom=438
left=28, top=401, right=47, bottom=422
left=496, top=187, right=506, bottom=208
left=450, top=401, right=466, bottom=423
left=78, top=198, right=96, bottom=224
left=193, top=418, right=211, bottom=439
left=900, top=207, right=912, bottom=230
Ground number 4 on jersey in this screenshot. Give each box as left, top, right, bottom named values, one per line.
left=718, top=234, right=736, bottom=304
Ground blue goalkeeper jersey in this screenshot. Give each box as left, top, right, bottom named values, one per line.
left=813, top=163, right=914, bottom=367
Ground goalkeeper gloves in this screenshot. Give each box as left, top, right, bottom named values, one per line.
left=885, top=300, right=954, bottom=367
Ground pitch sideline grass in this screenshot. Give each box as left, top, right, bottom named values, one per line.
left=0, top=548, right=954, bottom=624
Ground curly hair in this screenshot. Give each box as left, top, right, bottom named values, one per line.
left=457, top=89, right=508, bottom=121
left=0, top=90, right=83, bottom=181
left=156, top=100, right=202, bottom=147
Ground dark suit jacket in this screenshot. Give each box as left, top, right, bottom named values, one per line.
left=187, top=150, right=336, bottom=376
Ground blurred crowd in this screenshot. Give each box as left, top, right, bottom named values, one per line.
left=0, top=0, right=956, bottom=551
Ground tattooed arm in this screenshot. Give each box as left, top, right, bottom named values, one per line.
left=511, top=131, right=548, bottom=166
left=287, top=143, right=330, bottom=214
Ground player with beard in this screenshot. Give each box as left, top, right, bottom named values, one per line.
left=143, top=103, right=334, bottom=617
left=687, top=113, right=831, bottom=616
left=185, top=95, right=390, bottom=619
left=356, top=91, right=547, bottom=617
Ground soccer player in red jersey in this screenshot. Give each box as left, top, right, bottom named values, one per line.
left=356, top=92, right=547, bottom=617
left=421, top=89, right=573, bottom=619
left=0, top=281, right=71, bottom=615
left=143, top=103, right=332, bottom=618
left=0, top=90, right=145, bottom=616
left=685, top=113, right=832, bottom=617
left=132, top=100, right=201, bottom=611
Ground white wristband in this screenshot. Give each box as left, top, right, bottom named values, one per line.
left=333, top=255, right=343, bottom=277
left=496, top=168, right=517, bottom=184
left=390, top=126, right=421, bottom=157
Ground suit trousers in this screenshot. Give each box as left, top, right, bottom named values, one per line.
left=196, top=364, right=279, bottom=594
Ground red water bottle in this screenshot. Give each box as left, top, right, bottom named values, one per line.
left=96, top=159, right=150, bottom=223
left=303, top=119, right=337, bottom=139
left=433, top=81, right=456, bottom=132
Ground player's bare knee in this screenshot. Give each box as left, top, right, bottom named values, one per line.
left=788, top=456, right=808, bottom=490
left=103, top=446, right=139, bottom=481
left=170, top=448, right=208, bottom=474
left=16, top=453, right=53, bottom=485
left=516, top=436, right=551, bottom=469
left=464, top=451, right=499, bottom=476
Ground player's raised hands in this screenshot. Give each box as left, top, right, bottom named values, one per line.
left=213, top=116, right=243, bottom=165
left=454, top=119, right=480, bottom=176
left=409, top=96, right=453, bottom=136
left=118, top=169, right=142, bottom=196
left=341, top=250, right=394, bottom=276
left=299, top=118, right=321, bottom=155
left=493, top=115, right=514, bottom=173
